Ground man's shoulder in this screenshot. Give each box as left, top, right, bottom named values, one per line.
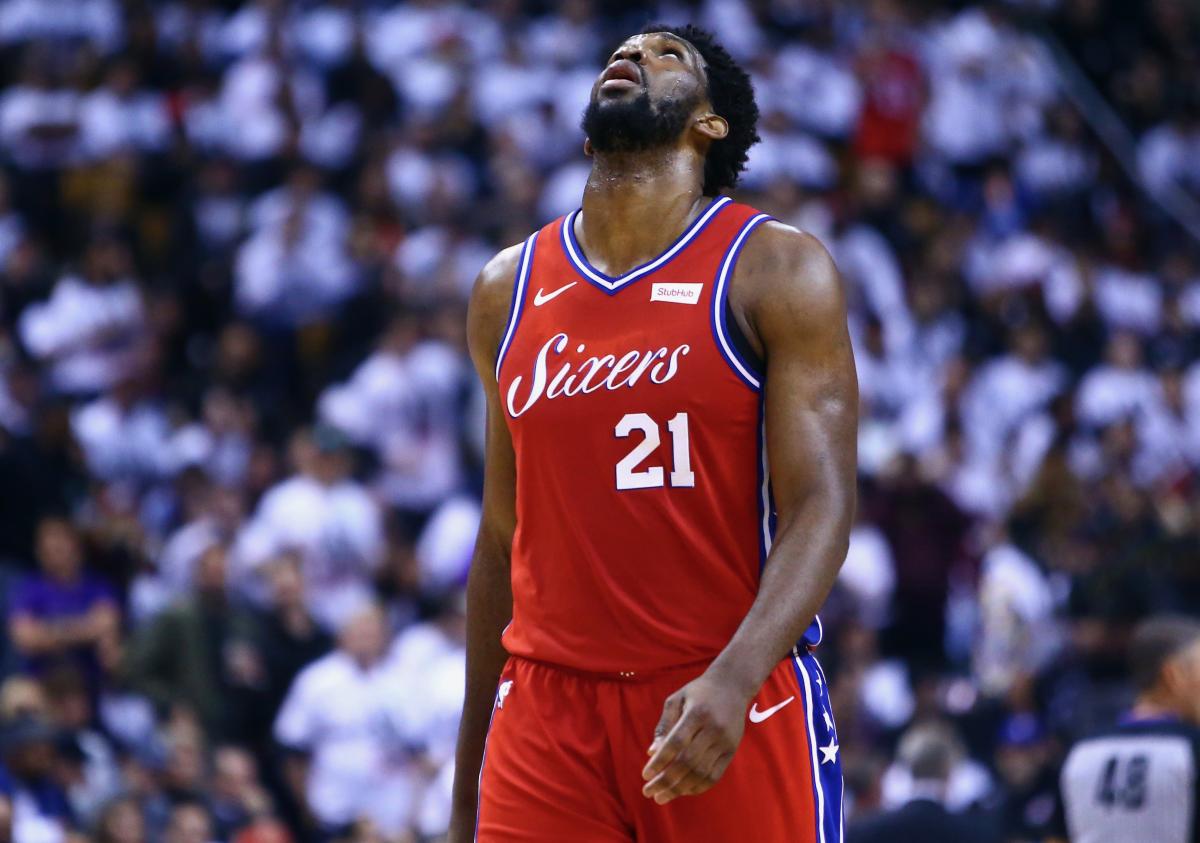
left=1068, top=717, right=1200, bottom=755
left=1081, top=716, right=1200, bottom=738
left=731, top=219, right=843, bottom=324
left=849, top=801, right=1001, bottom=843
left=293, top=649, right=355, bottom=690
left=467, top=239, right=531, bottom=372
left=471, top=241, right=527, bottom=307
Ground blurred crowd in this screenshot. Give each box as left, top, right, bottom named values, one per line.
left=0, top=0, right=1197, bottom=841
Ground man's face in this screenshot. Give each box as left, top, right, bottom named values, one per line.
left=37, top=521, right=81, bottom=582
left=340, top=607, right=387, bottom=666
left=582, top=32, right=708, bottom=154
left=5, top=741, right=53, bottom=779
left=166, top=805, right=212, bottom=843
left=1166, top=638, right=1200, bottom=724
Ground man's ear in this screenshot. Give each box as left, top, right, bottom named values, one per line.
left=584, top=138, right=594, bottom=156
left=1162, top=658, right=1184, bottom=697
left=694, top=111, right=729, bottom=142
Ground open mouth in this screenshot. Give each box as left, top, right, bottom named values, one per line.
left=600, top=59, right=642, bottom=92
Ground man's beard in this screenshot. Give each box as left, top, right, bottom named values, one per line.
left=581, top=89, right=699, bottom=154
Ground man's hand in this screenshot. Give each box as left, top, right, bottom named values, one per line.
left=641, top=670, right=753, bottom=805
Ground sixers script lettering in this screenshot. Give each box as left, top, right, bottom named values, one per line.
left=507, top=332, right=690, bottom=417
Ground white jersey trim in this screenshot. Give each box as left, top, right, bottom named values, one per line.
left=561, top=196, right=732, bottom=292
left=494, top=232, right=538, bottom=382
left=712, top=213, right=772, bottom=391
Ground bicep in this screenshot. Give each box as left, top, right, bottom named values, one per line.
left=466, top=249, right=522, bottom=553
left=753, top=230, right=858, bottom=520
left=476, top=385, right=517, bottom=551
left=763, top=321, right=857, bottom=517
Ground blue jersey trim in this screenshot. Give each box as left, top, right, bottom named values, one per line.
left=494, top=231, right=538, bottom=382
left=561, top=196, right=731, bottom=294
left=710, top=213, right=771, bottom=391
left=757, top=394, right=770, bottom=570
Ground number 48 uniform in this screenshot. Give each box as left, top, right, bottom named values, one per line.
left=1060, top=716, right=1200, bottom=843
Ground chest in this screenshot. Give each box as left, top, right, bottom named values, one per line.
left=500, top=277, right=712, bottom=426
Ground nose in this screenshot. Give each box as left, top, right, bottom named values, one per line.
left=613, top=46, right=643, bottom=65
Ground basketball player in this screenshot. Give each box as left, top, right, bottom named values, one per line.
left=1059, top=617, right=1200, bottom=843
left=448, top=24, right=857, bottom=843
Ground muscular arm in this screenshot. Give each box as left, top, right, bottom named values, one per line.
left=642, top=223, right=858, bottom=803
left=11, top=601, right=120, bottom=656
left=711, top=223, right=858, bottom=696
left=447, top=245, right=522, bottom=842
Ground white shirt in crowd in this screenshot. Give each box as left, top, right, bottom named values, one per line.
left=838, top=524, right=896, bottom=630
left=234, top=221, right=359, bottom=326
left=237, top=474, right=383, bottom=629
left=0, top=0, right=121, bottom=51
left=1075, top=363, right=1162, bottom=429
left=961, top=354, right=1067, bottom=462
left=319, top=340, right=468, bottom=513
left=1092, top=264, right=1163, bottom=335
left=974, top=541, right=1058, bottom=696
left=18, top=275, right=145, bottom=395
left=274, top=651, right=416, bottom=835
left=70, top=396, right=171, bottom=482
left=964, top=232, right=1084, bottom=324
left=77, top=86, right=171, bottom=160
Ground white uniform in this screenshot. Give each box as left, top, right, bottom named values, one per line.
left=1061, top=717, right=1200, bottom=843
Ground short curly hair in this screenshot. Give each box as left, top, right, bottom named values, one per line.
left=640, top=23, right=761, bottom=196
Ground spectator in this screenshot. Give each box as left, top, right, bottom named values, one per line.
left=849, top=722, right=1002, bottom=843
left=207, top=745, right=271, bottom=841
left=41, top=667, right=121, bottom=826
left=273, top=604, right=414, bottom=839
left=164, top=801, right=214, bottom=843
left=253, top=555, right=332, bottom=735
left=236, top=427, right=383, bottom=631
left=122, top=545, right=263, bottom=743
left=17, top=236, right=145, bottom=396
left=8, top=516, right=119, bottom=685
left=0, top=716, right=72, bottom=843
left=233, top=206, right=359, bottom=329
left=92, top=795, right=146, bottom=843
left=985, top=714, right=1063, bottom=843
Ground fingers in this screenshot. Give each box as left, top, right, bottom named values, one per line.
left=643, top=703, right=738, bottom=803
left=643, top=741, right=733, bottom=804
left=641, top=683, right=744, bottom=805
left=642, top=735, right=717, bottom=802
left=642, top=703, right=702, bottom=782
left=648, top=691, right=685, bottom=755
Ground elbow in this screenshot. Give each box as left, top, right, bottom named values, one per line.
left=834, top=488, right=856, bottom=558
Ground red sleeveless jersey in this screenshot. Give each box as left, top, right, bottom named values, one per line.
left=496, top=197, right=821, bottom=675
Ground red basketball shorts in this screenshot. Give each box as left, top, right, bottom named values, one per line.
left=476, top=648, right=844, bottom=842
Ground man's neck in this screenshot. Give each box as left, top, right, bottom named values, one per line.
left=907, top=779, right=948, bottom=806
left=577, top=149, right=708, bottom=277
left=1129, top=694, right=1180, bottom=722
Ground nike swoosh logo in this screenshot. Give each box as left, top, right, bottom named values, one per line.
left=533, top=282, right=577, bottom=306
left=748, top=696, right=795, bottom=724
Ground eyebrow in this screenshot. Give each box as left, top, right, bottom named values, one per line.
left=615, top=33, right=707, bottom=76
left=663, top=34, right=708, bottom=79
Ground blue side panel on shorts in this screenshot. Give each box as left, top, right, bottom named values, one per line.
left=791, top=648, right=844, bottom=843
